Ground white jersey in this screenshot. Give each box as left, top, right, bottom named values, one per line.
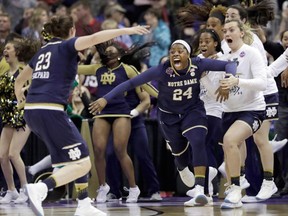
left=199, top=53, right=225, bottom=118
left=222, top=44, right=267, bottom=112
left=221, top=39, right=231, bottom=55
left=268, top=48, right=288, bottom=77
left=251, top=32, right=278, bottom=95
left=222, top=33, right=278, bottom=96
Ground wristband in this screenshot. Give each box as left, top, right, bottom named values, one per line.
left=130, top=109, right=139, bottom=118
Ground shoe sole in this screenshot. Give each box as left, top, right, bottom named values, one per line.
left=25, top=185, right=44, bottom=216
left=221, top=203, right=243, bottom=209
left=221, top=201, right=243, bottom=209
left=194, top=194, right=208, bottom=205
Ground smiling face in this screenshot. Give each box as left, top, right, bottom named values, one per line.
left=169, top=43, right=189, bottom=70
left=199, top=32, right=218, bottom=58
left=223, top=20, right=244, bottom=52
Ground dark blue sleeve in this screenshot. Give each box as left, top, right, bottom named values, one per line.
left=104, top=65, right=162, bottom=102
left=62, top=37, right=78, bottom=54
left=196, top=57, right=237, bottom=75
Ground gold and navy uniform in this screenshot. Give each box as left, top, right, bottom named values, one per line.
left=78, top=62, right=157, bottom=118
left=24, top=37, right=90, bottom=167
left=0, top=70, right=25, bottom=129
left=102, top=57, right=237, bottom=168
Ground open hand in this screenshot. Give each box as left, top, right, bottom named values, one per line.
left=89, top=98, right=108, bottom=115
left=128, top=25, right=150, bottom=35
left=215, top=86, right=229, bottom=102
left=220, top=74, right=239, bottom=90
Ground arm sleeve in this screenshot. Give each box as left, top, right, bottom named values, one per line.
left=198, top=58, right=237, bottom=75
left=268, top=48, right=288, bottom=77
left=104, top=66, right=161, bottom=102
left=124, top=64, right=159, bottom=98
left=78, top=64, right=101, bottom=75
left=238, top=51, right=267, bottom=91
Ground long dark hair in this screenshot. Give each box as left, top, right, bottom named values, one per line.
left=96, top=40, right=155, bottom=71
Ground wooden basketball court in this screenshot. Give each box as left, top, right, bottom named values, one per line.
left=1, top=196, right=288, bottom=215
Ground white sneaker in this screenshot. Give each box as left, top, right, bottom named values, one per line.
left=184, top=195, right=213, bottom=207
left=256, top=179, right=278, bottom=200
left=224, top=184, right=242, bottom=204
left=75, top=197, right=106, bottom=216
left=218, top=162, right=227, bottom=179
left=186, top=167, right=217, bottom=197
left=241, top=195, right=261, bottom=203
left=150, top=192, right=162, bottom=201
left=96, top=184, right=110, bottom=203
left=178, top=167, right=195, bottom=187
left=270, top=137, right=288, bottom=153
left=240, top=175, right=250, bottom=189
left=126, top=186, right=140, bottom=203
left=25, top=182, right=48, bottom=216
left=220, top=200, right=243, bottom=209
left=14, top=188, right=28, bottom=204
left=184, top=185, right=209, bottom=206
left=208, top=167, right=218, bottom=196
left=0, top=189, right=19, bottom=204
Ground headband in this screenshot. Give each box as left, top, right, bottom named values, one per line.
left=172, top=40, right=191, bottom=54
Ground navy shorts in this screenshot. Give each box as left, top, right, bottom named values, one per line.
left=264, top=93, right=279, bottom=120
left=222, top=110, right=266, bottom=137
left=157, top=108, right=207, bottom=154
left=24, top=109, right=90, bottom=167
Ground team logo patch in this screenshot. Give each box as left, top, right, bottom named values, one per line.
left=266, top=106, right=278, bottom=119
left=252, top=120, right=260, bottom=132
left=239, top=51, right=245, bottom=57
left=166, top=67, right=173, bottom=75
left=68, top=147, right=81, bottom=160
left=189, top=67, right=195, bottom=76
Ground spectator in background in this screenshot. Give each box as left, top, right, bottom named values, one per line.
left=14, top=7, right=34, bottom=35
left=73, top=0, right=101, bottom=36
left=53, top=4, right=68, bottom=16
left=104, top=3, right=133, bottom=48
left=21, top=7, right=49, bottom=41
left=101, top=18, right=131, bottom=49
left=0, top=13, right=11, bottom=43
left=132, top=8, right=171, bottom=67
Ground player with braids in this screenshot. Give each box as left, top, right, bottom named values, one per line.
left=0, top=34, right=40, bottom=204
left=77, top=40, right=158, bottom=203
left=104, top=41, right=162, bottom=201
left=14, top=14, right=150, bottom=216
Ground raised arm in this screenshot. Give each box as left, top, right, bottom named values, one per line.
left=268, top=48, right=288, bottom=77
left=74, top=26, right=150, bottom=51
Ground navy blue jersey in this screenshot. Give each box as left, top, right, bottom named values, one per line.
left=95, top=63, right=131, bottom=114
left=125, top=88, right=141, bottom=109
left=104, top=57, right=237, bottom=114
left=26, top=38, right=78, bottom=105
